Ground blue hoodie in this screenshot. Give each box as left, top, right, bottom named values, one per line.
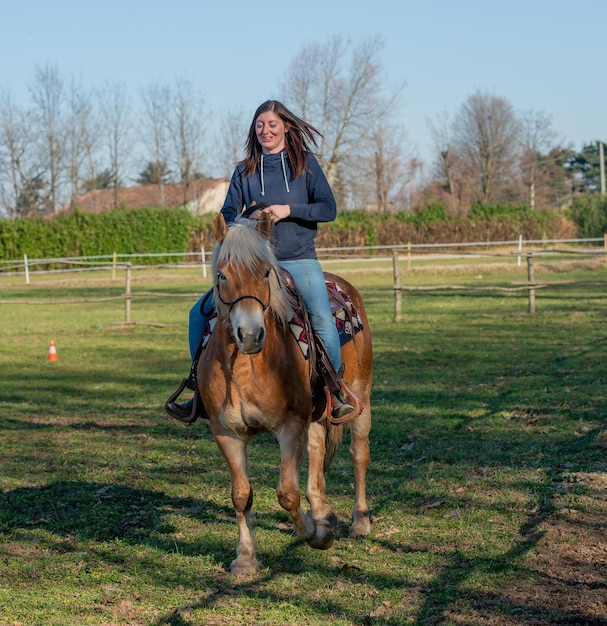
left=220, top=150, right=337, bottom=261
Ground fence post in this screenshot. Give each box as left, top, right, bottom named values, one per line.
left=517, top=234, right=523, bottom=266
left=407, top=241, right=411, bottom=271
left=124, top=263, right=132, bottom=324
left=201, top=246, right=207, bottom=278
left=24, top=254, right=30, bottom=285
left=112, top=251, right=117, bottom=280
left=527, top=254, right=536, bottom=315
left=392, top=249, right=401, bottom=322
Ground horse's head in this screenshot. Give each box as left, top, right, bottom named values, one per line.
left=211, top=212, right=291, bottom=354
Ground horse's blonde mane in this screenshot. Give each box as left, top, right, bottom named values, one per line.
left=211, top=219, right=296, bottom=326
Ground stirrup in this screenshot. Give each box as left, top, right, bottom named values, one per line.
left=325, top=378, right=363, bottom=425
left=164, top=378, right=203, bottom=424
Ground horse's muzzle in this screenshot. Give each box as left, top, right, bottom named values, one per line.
left=230, top=298, right=267, bottom=354
left=235, top=325, right=265, bottom=354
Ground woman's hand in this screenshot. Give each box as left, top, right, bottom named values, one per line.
left=263, top=204, right=291, bottom=222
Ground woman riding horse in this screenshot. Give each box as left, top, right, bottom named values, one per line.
left=199, top=212, right=373, bottom=573
left=166, top=99, right=356, bottom=423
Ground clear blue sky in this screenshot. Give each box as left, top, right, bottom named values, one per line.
left=3, top=0, right=606, bottom=168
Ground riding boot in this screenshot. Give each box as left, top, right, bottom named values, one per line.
left=286, top=285, right=362, bottom=424
left=315, top=335, right=363, bottom=423
left=165, top=394, right=202, bottom=423
left=331, top=387, right=355, bottom=420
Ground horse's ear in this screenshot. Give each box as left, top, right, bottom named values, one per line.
left=257, top=211, right=273, bottom=240
left=213, top=213, right=229, bottom=243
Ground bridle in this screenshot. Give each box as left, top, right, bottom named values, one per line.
left=215, top=268, right=273, bottom=313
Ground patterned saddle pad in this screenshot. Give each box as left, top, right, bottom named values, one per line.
left=202, top=280, right=363, bottom=359
left=289, top=280, right=363, bottom=359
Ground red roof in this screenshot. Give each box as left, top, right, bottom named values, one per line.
left=62, top=178, right=229, bottom=214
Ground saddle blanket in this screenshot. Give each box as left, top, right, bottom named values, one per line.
left=287, top=279, right=363, bottom=359
left=202, top=280, right=363, bottom=359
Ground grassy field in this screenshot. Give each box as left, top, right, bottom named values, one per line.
left=1, top=253, right=606, bottom=625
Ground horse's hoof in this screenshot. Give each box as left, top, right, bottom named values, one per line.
left=230, top=556, right=261, bottom=575
left=308, top=532, right=334, bottom=550
left=307, top=518, right=335, bottom=550
left=350, top=512, right=371, bottom=538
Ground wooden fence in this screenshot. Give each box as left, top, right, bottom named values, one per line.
left=1, top=239, right=606, bottom=323
left=390, top=247, right=606, bottom=320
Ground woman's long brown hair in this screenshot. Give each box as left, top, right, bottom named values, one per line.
left=242, top=100, right=322, bottom=178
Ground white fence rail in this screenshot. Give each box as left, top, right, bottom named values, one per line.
left=1, top=236, right=606, bottom=282
left=1, top=237, right=605, bottom=323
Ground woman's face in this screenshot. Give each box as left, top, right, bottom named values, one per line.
left=255, top=111, right=288, bottom=154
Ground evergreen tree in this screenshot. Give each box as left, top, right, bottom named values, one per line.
left=562, top=142, right=606, bottom=193
left=135, top=160, right=172, bottom=185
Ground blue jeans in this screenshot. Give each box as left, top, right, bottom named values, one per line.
left=188, top=290, right=214, bottom=361
left=188, top=259, right=341, bottom=371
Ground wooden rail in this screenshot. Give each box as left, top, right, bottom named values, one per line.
left=1, top=249, right=605, bottom=324
left=390, top=249, right=606, bottom=321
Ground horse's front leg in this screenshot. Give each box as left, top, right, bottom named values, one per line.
left=277, top=423, right=334, bottom=550
left=213, top=432, right=261, bottom=574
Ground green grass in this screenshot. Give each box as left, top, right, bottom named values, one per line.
left=0, top=255, right=606, bottom=625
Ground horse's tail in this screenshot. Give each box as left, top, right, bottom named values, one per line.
left=323, top=421, right=345, bottom=472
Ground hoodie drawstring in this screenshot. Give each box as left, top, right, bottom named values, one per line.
left=259, top=152, right=290, bottom=196
left=280, top=151, right=290, bottom=193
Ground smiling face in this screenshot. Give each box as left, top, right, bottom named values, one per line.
left=255, top=111, right=288, bottom=154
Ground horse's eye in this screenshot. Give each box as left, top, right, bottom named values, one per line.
left=217, top=270, right=226, bottom=282
left=264, top=268, right=272, bottom=279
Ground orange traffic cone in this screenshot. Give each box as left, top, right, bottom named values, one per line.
left=48, top=340, right=58, bottom=362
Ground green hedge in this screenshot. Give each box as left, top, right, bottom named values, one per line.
left=0, top=200, right=593, bottom=264
left=315, top=203, right=577, bottom=249
left=0, top=207, right=193, bottom=264
left=568, top=194, right=607, bottom=238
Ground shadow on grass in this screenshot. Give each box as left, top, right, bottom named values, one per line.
left=2, top=481, right=231, bottom=552
left=409, top=507, right=607, bottom=626
left=150, top=509, right=607, bottom=626
left=2, top=289, right=606, bottom=624
left=8, top=476, right=604, bottom=625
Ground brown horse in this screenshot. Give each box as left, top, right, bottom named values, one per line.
left=199, top=212, right=372, bottom=574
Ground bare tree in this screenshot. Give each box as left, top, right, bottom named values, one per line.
left=215, top=107, right=246, bottom=178
left=519, top=109, right=557, bottom=208
left=452, top=90, right=521, bottom=203
left=427, top=110, right=457, bottom=195
left=281, top=35, right=405, bottom=209
left=166, top=78, right=206, bottom=206
left=281, top=36, right=342, bottom=153
left=96, top=80, right=133, bottom=208
left=29, top=64, right=68, bottom=214
left=426, top=110, right=476, bottom=215
left=0, top=91, right=45, bottom=218
left=140, top=82, right=172, bottom=205
left=80, top=100, right=102, bottom=202
left=373, top=134, right=391, bottom=212
left=348, top=122, right=411, bottom=211
left=65, top=77, right=97, bottom=208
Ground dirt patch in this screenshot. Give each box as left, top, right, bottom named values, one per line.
left=499, top=511, right=607, bottom=624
